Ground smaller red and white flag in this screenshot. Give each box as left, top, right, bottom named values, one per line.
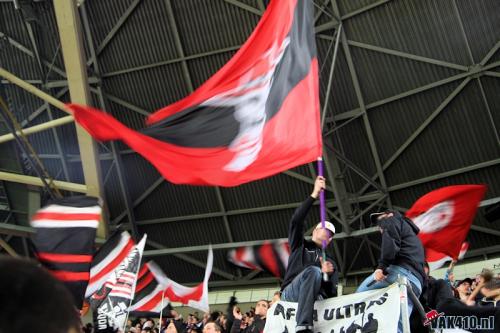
left=228, top=241, right=290, bottom=278
left=129, top=261, right=171, bottom=315
left=86, top=231, right=135, bottom=297
left=131, top=248, right=213, bottom=313
left=90, top=235, right=147, bottom=333
left=427, top=242, right=469, bottom=271
left=406, top=185, right=486, bottom=259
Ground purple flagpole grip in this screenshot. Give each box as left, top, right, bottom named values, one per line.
left=317, top=157, right=328, bottom=282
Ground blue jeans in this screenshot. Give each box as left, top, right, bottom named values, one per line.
left=281, top=266, right=323, bottom=331
left=356, top=265, right=422, bottom=333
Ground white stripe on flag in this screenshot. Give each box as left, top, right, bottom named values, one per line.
left=38, top=204, right=102, bottom=215
left=129, top=285, right=164, bottom=311
left=109, top=291, right=132, bottom=298
left=31, top=220, right=99, bottom=228
left=90, top=232, right=131, bottom=276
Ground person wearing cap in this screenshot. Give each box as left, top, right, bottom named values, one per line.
left=280, top=176, right=339, bottom=333
left=356, top=210, right=426, bottom=333
left=455, top=277, right=473, bottom=304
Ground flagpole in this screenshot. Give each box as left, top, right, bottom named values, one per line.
left=317, top=157, right=328, bottom=282
left=159, top=289, right=166, bottom=330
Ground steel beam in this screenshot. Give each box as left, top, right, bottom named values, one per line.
left=336, top=10, right=392, bottom=209
left=223, top=0, right=262, bottom=16
left=387, top=159, right=500, bottom=192
left=54, top=0, right=106, bottom=237
left=112, top=177, right=164, bottom=224
left=358, top=77, right=471, bottom=196
left=143, top=227, right=379, bottom=257
left=322, top=150, right=352, bottom=233
left=332, top=60, right=500, bottom=123
left=347, top=40, right=468, bottom=72
left=382, top=78, right=471, bottom=172
left=87, top=0, right=142, bottom=67
left=282, top=170, right=335, bottom=193
left=80, top=1, right=140, bottom=239
left=470, top=225, right=500, bottom=238
left=480, top=41, right=500, bottom=66
left=0, top=33, right=66, bottom=78
left=146, top=239, right=235, bottom=280
left=20, top=87, right=69, bottom=127
left=102, top=45, right=241, bottom=79
left=0, top=237, right=19, bottom=257
left=0, top=68, right=67, bottom=110
left=0, top=115, right=74, bottom=144
left=90, top=89, right=150, bottom=117
left=485, top=71, right=500, bottom=78
left=476, top=78, right=500, bottom=147
left=0, top=171, right=86, bottom=192
left=132, top=193, right=383, bottom=227
left=340, top=0, right=392, bottom=21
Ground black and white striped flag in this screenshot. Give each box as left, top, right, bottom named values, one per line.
left=31, top=195, right=102, bottom=309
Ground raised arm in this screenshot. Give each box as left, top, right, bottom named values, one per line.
left=288, top=176, right=325, bottom=250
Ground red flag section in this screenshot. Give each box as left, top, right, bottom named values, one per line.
left=426, top=242, right=469, bottom=271
left=406, top=185, right=487, bottom=259
left=67, top=0, right=321, bottom=186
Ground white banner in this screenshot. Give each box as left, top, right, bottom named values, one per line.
left=264, top=284, right=401, bottom=333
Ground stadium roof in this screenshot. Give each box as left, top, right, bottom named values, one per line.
left=0, top=0, right=499, bottom=287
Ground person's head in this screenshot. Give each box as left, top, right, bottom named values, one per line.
left=166, top=321, right=180, bottom=333
left=312, top=221, right=335, bottom=246
left=218, top=314, right=227, bottom=326
left=270, top=291, right=281, bottom=306
left=254, top=299, right=269, bottom=317
left=0, top=256, right=81, bottom=333
left=456, top=278, right=472, bottom=294
left=203, top=322, right=221, bottom=333
left=370, top=211, right=394, bottom=228
left=480, top=269, right=494, bottom=284
left=143, top=319, right=155, bottom=328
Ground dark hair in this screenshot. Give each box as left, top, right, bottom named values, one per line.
left=0, top=256, right=80, bottom=333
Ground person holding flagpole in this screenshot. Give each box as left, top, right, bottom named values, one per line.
left=280, top=176, right=338, bottom=333
left=356, top=211, right=426, bottom=333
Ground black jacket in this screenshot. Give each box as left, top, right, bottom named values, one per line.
left=230, top=316, right=265, bottom=333
left=377, top=211, right=426, bottom=285
left=280, top=196, right=338, bottom=297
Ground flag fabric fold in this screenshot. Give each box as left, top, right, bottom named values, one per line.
left=129, top=261, right=172, bottom=316
left=406, top=185, right=487, bottom=259
left=227, top=241, right=290, bottom=278
left=426, top=242, right=469, bottom=271
left=86, top=231, right=135, bottom=297
left=30, top=195, right=101, bottom=309
left=91, top=235, right=147, bottom=333
left=67, top=0, right=321, bottom=186
left=130, top=248, right=213, bottom=313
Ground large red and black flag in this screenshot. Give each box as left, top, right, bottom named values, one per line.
left=67, top=0, right=321, bottom=186
left=228, top=241, right=290, bottom=278
left=90, top=235, right=146, bottom=333
left=30, top=195, right=101, bottom=309
left=86, top=231, right=135, bottom=297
